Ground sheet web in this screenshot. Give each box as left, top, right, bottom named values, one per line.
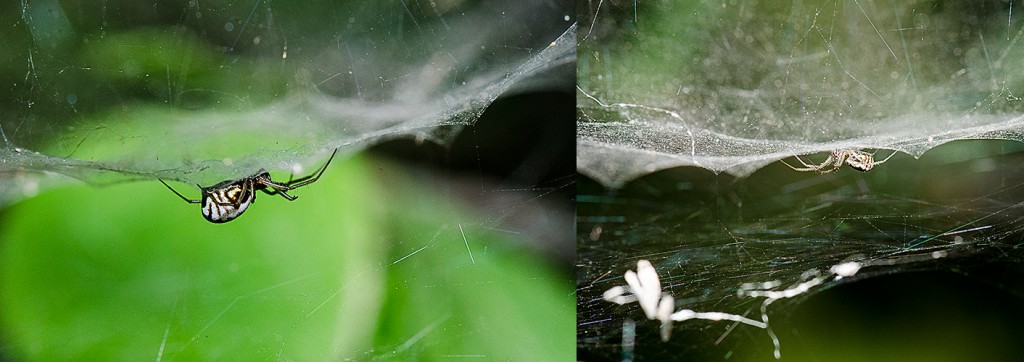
left=578, top=0, right=1024, bottom=187
left=0, top=0, right=575, bottom=208
left=0, top=1, right=577, bottom=360
left=577, top=1, right=1024, bottom=359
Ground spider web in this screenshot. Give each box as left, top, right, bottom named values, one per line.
left=0, top=0, right=575, bottom=207
left=578, top=0, right=1024, bottom=187
left=578, top=1, right=1024, bottom=360
left=0, top=1, right=576, bottom=360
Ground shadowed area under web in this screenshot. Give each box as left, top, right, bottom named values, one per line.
left=577, top=140, right=1024, bottom=360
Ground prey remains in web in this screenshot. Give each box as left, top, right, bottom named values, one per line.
left=603, top=259, right=869, bottom=359
left=781, top=149, right=898, bottom=173
left=159, top=149, right=338, bottom=223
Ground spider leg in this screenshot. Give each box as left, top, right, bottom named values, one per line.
left=252, top=148, right=338, bottom=200
left=260, top=187, right=297, bottom=201
left=780, top=158, right=819, bottom=172
left=271, top=173, right=305, bottom=188
left=259, top=148, right=339, bottom=191
left=871, top=149, right=899, bottom=166
left=792, top=154, right=820, bottom=169
left=159, top=179, right=201, bottom=204
left=279, top=148, right=339, bottom=189
left=803, top=152, right=845, bottom=174
left=254, top=174, right=298, bottom=200
left=781, top=153, right=823, bottom=171
left=277, top=190, right=296, bottom=200
left=783, top=153, right=836, bottom=173
left=242, top=178, right=255, bottom=204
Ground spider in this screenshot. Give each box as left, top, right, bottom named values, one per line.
left=159, top=149, right=338, bottom=223
left=781, top=149, right=897, bottom=173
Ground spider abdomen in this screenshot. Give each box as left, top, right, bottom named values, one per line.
left=201, top=181, right=255, bottom=223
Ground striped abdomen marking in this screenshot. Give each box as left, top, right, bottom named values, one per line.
left=201, top=181, right=255, bottom=223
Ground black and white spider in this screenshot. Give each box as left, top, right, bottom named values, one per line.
left=781, top=149, right=897, bottom=174
left=159, top=149, right=338, bottom=223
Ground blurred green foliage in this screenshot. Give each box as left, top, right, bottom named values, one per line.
left=0, top=155, right=573, bottom=360
left=0, top=0, right=475, bottom=147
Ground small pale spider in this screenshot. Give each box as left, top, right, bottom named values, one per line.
left=781, top=149, right=897, bottom=174
left=159, top=149, right=338, bottom=223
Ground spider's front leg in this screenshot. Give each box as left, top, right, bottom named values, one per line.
left=822, top=150, right=847, bottom=173
left=262, top=187, right=297, bottom=201
left=813, top=151, right=840, bottom=173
